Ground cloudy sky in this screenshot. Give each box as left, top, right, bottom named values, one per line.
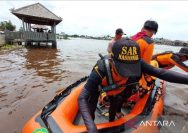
left=0, top=0, right=188, bottom=41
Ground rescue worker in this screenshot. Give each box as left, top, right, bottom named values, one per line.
left=152, top=47, right=188, bottom=72
left=131, top=20, right=158, bottom=63
left=107, top=28, right=125, bottom=53
left=78, top=38, right=188, bottom=133
left=131, top=20, right=158, bottom=91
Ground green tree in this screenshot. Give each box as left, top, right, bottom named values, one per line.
left=0, top=20, right=16, bottom=31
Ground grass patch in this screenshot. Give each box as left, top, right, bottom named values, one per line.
left=0, top=44, right=15, bottom=50
left=0, top=44, right=23, bottom=51
left=1, top=44, right=13, bottom=49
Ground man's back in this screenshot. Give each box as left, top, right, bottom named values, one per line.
left=107, top=39, right=115, bottom=53
left=132, top=31, right=154, bottom=64
left=107, top=28, right=125, bottom=53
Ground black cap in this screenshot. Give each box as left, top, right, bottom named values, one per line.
left=143, top=20, right=158, bottom=33
left=111, top=38, right=141, bottom=77
left=115, top=28, right=125, bottom=35
left=179, top=47, right=188, bottom=56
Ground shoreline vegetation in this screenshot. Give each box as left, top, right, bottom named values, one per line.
left=154, top=38, right=188, bottom=47
left=0, top=44, right=24, bottom=52
left=57, top=33, right=188, bottom=47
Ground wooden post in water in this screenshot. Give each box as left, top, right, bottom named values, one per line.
left=22, top=19, right=25, bottom=31
left=29, top=24, right=31, bottom=31
left=52, top=23, right=57, bottom=48
left=26, top=23, right=31, bottom=46
left=25, top=23, right=27, bottom=31
left=27, top=23, right=29, bottom=31
left=22, top=19, right=28, bottom=46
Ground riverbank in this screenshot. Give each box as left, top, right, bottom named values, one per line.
left=58, top=36, right=188, bottom=47
left=154, top=38, right=188, bottom=47
left=0, top=44, right=24, bottom=53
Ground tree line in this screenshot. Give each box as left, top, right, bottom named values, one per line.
left=0, top=20, right=16, bottom=31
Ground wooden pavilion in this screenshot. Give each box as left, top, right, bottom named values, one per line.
left=5, top=3, right=62, bottom=47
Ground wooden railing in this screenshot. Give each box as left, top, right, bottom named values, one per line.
left=5, top=31, right=56, bottom=42
left=48, top=33, right=56, bottom=41
left=5, top=31, right=22, bottom=40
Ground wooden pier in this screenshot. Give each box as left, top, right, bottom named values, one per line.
left=6, top=3, right=62, bottom=47
left=5, top=31, right=56, bottom=46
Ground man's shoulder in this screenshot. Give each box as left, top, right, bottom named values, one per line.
left=109, top=39, right=115, bottom=44
left=142, top=36, right=154, bottom=45
left=137, top=36, right=154, bottom=45
left=91, top=59, right=106, bottom=79
left=96, top=59, right=104, bottom=70
left=95, top=55, right=111, bottom=75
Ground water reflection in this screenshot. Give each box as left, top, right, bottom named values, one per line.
left=25, top=47, right=65, bottom=82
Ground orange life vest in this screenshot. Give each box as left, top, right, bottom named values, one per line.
left=101, top=62, right=128, bottom=96
left=133, top=36, right=154, bottom=64
left=152, top=52, right=174, bottom=69
left=139, top=60, right=159, bottom=90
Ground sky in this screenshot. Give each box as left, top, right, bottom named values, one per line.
left=0, top=0, right=188, bottom=41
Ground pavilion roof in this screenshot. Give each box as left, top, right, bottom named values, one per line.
left=11, top=3, right=62, bottom=26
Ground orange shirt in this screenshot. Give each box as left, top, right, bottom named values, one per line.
left=136, top=37, right=154, bottom=63
left=132, top=31, right=155, bottom=89
left=131, top=31, right=154, bottom=63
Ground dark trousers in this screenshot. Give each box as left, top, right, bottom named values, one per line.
left=88, top=92, right=100, bottom=120
left=109, top=95, right=122, bottom=121
left=109, top=84, right=137, bottom=122
left=88, top=84, right=137, bottom=122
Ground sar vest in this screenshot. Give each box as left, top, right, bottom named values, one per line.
left=133, top=36, right=154, bottom=64
left=101, top=63, right=128, bottom=96
left=139, top=60, right=159, bottom=90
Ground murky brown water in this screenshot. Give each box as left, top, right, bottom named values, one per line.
left=0, top=38, right=187, bottom=133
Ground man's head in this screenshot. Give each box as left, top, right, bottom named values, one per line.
left=178, top=47, right=188, bottom=61
left=111, top=38, right=141, bottom=78
left=142, top=20, right=158, bottom=37
left=115, top=28, right=125, bottom=40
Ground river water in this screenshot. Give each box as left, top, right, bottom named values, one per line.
left=0, top=38, right=187, bottom=133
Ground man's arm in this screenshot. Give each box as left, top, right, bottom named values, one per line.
left=141, top=60, right=188, bottom=84
left=78, top=63, right=104, bottom=133
left=170, top=54, right=188, bottom=72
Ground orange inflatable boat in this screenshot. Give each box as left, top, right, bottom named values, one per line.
left=22, top=74, right=166, bottom=133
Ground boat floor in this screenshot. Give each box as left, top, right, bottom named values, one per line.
left=74, top=104, right=132, bottom=125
